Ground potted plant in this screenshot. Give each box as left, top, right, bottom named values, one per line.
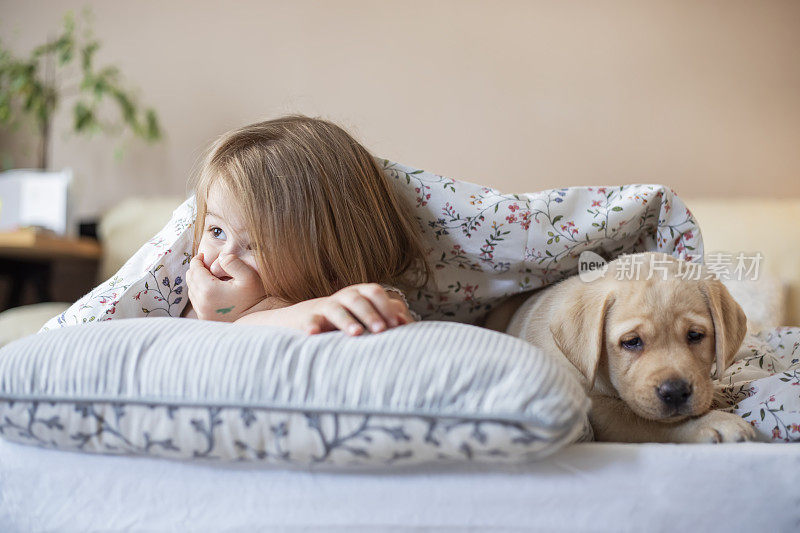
left=0, top=10, right=161, bottom=234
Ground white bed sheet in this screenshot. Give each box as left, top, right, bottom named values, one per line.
left=1, top=439, right=798, bottom=532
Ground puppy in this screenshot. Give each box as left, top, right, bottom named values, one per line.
left=485, top=252, right=757, bottom=443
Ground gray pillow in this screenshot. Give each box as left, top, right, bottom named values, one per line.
left=0, top=318, right=590, bottom=467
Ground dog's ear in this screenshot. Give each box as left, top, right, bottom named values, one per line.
left=699, top=278, right=747, bottom=379
left=549, top=282, right=615, bottom=389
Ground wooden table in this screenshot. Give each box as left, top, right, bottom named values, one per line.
left=0, top=228, right=102, bottom=309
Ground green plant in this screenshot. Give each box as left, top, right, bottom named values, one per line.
left=0, top=10, right=161, bottom=169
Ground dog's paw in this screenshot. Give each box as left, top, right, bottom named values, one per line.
left=677, top=410, right=757, bottom=443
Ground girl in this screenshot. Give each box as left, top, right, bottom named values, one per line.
left=180, top=115, right=432, bottom=336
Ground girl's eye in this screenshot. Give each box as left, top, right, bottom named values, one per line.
left=209, top=226, right=226, bottom=240
left=687, top=331, right=705, bottom=343
left=621, top=337, right=644, bottom=350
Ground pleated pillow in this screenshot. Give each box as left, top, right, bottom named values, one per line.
left=0, top=318, right=590, bottom=467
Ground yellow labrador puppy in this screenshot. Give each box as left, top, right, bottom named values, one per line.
left=485, top=252, right=756, bottom=443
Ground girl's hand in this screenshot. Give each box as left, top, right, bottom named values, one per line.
left=233, top=283, right=415, bottom=336
left=303, top=283, right=415, bottom=336
left=185, top=252, right=267, bottom=322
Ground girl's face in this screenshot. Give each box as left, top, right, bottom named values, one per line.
left=197, top=181, right=262, bottom=280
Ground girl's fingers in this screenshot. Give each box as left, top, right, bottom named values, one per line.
left=189, top=252, right=204, bottom=269
left=189, top=254, right=218, bottom=285
left=356, top=284, right=399, bottom=328
left=381, top=295, right=413, bottom=327
left=342, top=294, right=388, bottom=333
left=220, top=255, right=261, bottom=286
left=392, top=301, right=415, bottom=324
left=304, top=314, right=326, bottom=335
left=324, top=303, right=365, bottom=336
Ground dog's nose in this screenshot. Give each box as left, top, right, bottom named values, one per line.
left=656, top=379, right=692, bottom=408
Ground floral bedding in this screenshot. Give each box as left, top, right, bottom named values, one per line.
left=38, top=158, right=798, bottom=442
left=716, top=328, right=800, bottom=442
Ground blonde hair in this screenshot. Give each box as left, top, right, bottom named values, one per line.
left=192, top=115, right=432, bottom=304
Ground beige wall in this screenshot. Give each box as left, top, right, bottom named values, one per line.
left=1, top=0, right=798, bottom=222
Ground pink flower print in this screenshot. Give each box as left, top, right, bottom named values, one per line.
left=790, top=424, right=800, bottom=433
left=462, top=284, right=478, bottom=302
left=591, top=200, right=602, bottom=207
left=772, top=427, right=782, bottom=439
left=563, top=221, right=578, bottom=236
left=508, top=203, right=520, bottom=212
left=519, top=211, right=532, bottom=230
left=684, top=230, right=693, bottom=240
left=769, top=395, right=776, bottom=402
left=506, top=214, right=518, bottom=224
left=597, top=187, right=607, bottom=194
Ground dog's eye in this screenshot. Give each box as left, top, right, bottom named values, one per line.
left=687, top=331, right=705, bottom=343
left=620, top=337, right=643, bottom=350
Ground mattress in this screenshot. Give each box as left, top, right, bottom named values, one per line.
left=1, top=439, right=797, bottom=532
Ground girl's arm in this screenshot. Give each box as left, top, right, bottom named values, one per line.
left=233, top=297, right=322, bottom=330
left=234, top=284, right=415, bottom=336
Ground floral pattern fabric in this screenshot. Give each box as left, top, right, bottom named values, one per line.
left=380, top=159, right=702, bottom=323
left=35, top=158, right=798, bottom=443
left=715, top=328, right=800, bottom=442
left=0, top=402, right=589, bottom=466
left=40, top=157, right=703, bottom=331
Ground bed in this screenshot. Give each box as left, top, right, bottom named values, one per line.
left=1, top=162, right=798, bottom=532
left=2, top=439, right=797, bottom=532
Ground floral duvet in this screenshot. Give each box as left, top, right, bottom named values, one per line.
left=716, top=329, right=800, bottom=442
left=40, top=158, right=798, bottom=443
